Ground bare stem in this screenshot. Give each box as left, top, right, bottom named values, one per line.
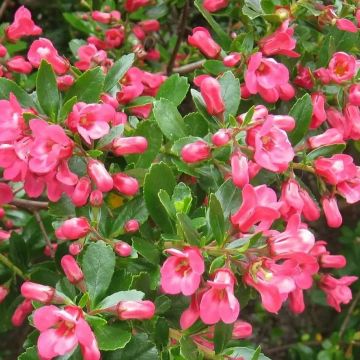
left=0, top=0, right=10, bottom=20
left=0, top=253, right=27, bottom=280
left=34, top=211, right=55, bottom=258
left=11, top=198, right=49, bottom=211
left=172, top=60, right=205, bottom=74
left=291, top=162, right=316, bottom=174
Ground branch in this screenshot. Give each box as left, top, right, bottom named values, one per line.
left=10, top=198, right=49, bottom=211
left=339, top=289, right=360, bottom=338
left=0, top=0, right=10, bottom=20
left=34, top=211, right=55, bottom=258
left=167, top=0, right=190, bottom=75
left=172, top=60, right=205, bottom=74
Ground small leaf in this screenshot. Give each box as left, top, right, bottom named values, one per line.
left=215, top=180, right=242, bottom=218
left=156, top=74, right=189, bottom=106
left=132, top=237, right=160, bottom=265
left=18, top=346, right=39, bottom=360
left=0, top=78, right=37, bottom=109
left=48, top=195, right=76, bottom=218
left=97, top=290, right=144, bottom=310
left=104, top=53, right=135, bottom=92
left=177, top=213, right=201, bottom=246
left=158, top=190, right=176, bottom=220
left=219, top=71, right=240, bottom=122
left=306, top=144, right=346, bottom=160
left=203, top=60, right=227, bottom=75
left=59, top=96, right=77, bottom=121
left=180, top=337, right=201, bottom=360
left=207, top=194, right=225, bottom=247
left=63, top=12, right=93, bottom=34
left=214, top=322, right=234, bottom=354
left=94, top=323, right=132, bottom=351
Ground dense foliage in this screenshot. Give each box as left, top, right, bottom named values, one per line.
left=0, top=0, right=360, bottom=359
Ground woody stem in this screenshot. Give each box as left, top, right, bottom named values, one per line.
left=34, top=211, right=55, bottom=258
left=0, top=253, right=27, bottom=280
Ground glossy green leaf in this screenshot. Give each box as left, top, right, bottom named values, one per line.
left=306, top=143, right=346, bottom=160
left=207, top=194, right=225, bottom=247
left=94, top=323, right=131, bottom=351
left=177, top=213, right=201, bottom=246
left=219, top=71, right=240, bottom=122
left=214, top=322, right=234, bottom=354
left=0, top=78, right=37, bottom=109
left=97, top=290, right=144, bottom=309
left=156, top=74, right=189, bottom=106
left=132, top=237, right=160, bottom=265
left=215, top=179, right=242, bottom=218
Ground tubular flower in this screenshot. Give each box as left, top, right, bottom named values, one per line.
left=188, top=27, right=221, bottom=58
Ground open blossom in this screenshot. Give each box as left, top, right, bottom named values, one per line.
left=319, top=275, right=358, bottom=312
left=328, top=52, right=356, bottom=83
left=199, top=269, right=240, bottom=324
left=245, top=52, right=292, bottom=103
left=67, top=102, right=115, bottom=144
left=33, top=305, right=100, bottom=360
left=55, top=217, right=90, bottom=240
left=259, top=20, right=300, bottom=58
left=6, top=6, right=42, bottom=41
left=200, top=77, right=225, bottom=116
left=188, top=27, right=221, bottom=58
left=28, top=38, right=69, bottom=75
left=181, top=141, right=211, bottom=163
left=294, top=65, right=314, bottom=89
left=74, top=44, right=107, bottom=71
left=231, top=184, right=281, bottom=232
left=161, top=247, right=204, bottom=296
left=105, top=28, right=125, bottom=49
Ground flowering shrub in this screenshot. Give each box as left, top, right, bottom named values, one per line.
left=0, top=0, right=359, bottom=359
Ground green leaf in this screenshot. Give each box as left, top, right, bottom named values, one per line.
left=158, top=190, right=177, bottom=220
left=215, top=180, right=242, bottom=218
left=203, top=60, right=227, bottom=75
left=180, top=337, right=201, bottom=360
left=172, top=183, right=192, bottom=214
left=251, top=346, right=262, bottom=360
left=48, top=195, right=76, bottom=218
left=194, top=0, right=231, bottom=50
left=306, top=144, right=346, bottom=160
left=288, top=94, right=313, bottom=146
left=97, top=125, right=124, bottom=149
left=223, top=347, right=270, bottom=360
left=97, top=290, right=144, bottom=309
left=110, top=196, right=149, bottom=238
left=65, top=67, right=105, bottom=103
left=94, top=323, right=132, bottom=351
left=155, top=317, right=169, bottom=348
left=191, top=89, right=219, bottom=127
left=177, top=213, right=201, bottom=246
left=153, top=98, right=188, bottom=141
left=18, top=346, right=39, bottom=360
left=219, top=71, right=240, bottom=122
left=184, top=112, right=209, bottom=137
left=104, top=53, right=135, bottom=92
left=133, top=237, right=160, bottom=265
left=207, top=194, right=225, bottom=247
left=36, top=60, right=60, bottom=120
left=156, top=74, right=189, bottom=106
left=82, top=241, right=116, bottom=306
left=242, top=0, right=264, bottom=19
left=214, top=322, right=234, bottom=354
left=63, top=12, right=93, bottom=34
left=59, top=96, right=77, bottom=121
left=0, top=78, right=37, bottom=109
left=9, top=232, right=28, bottom=270
left=144, top=162, right=176, bottom=233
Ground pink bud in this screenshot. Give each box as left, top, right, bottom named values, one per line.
left=117, top=300, right=155, bottom=320
left=203, top=0, right=229, bottom=12
left=0, top=208, right=5, bottom=219
left=211, top=129, right=231, bottom=146
left=71, top=177, right=91, bottom=207
left=69, top=242, right=83, bottom=256
left=232, top=320, right=253, bottom=339
left=61, top=255, right=84, bottom=284
left=321, top=254, right=346, bottom=269
left=21, top=282, right=56, bottom=303
left=101, top=93, right=119, bottom=109
left=223, top=52, right=241, bottom=67
left=89, top=190, right=103, bottom=207
left=322, top=196, right=342, bottom=228
left=114, top=241, right=132, bottom=257
left=57, top=75, right=74, bottom=91
left=55, top=217, right=90, bottom=240
left=11, top=299, right=33, bottom=327
left=308, top=128, right=344, bottom=149
left=124, top=219, right=139, bottom=233
left=188, top=27, right=221, bottom=58
left=349, top=84, right=360, bottom=106
left=181, top=141, right=211, bottom=163
left=6, top=56, right=32, bottom=74
left=0, top=286, right=9, bottom=303
left=231, top=151, right=249, bottom=189
left=200, top=77, right=225, bottom=116
left=0, top=44, right=7, bottom=57
left=336, top=18, right=358, bottom=33
left=87, top=160, right=113, bottom=192
left=299, top=189, right=320, bottom=221
left=310, top=241, right=328, bottom=257
left=113, top=173, right=139, bottom=196
left=112, top=136, right=148, bottom=156
left=44, top=244, right=58, bottom=257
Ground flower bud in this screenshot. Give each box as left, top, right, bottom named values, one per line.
left=113, top=173, right=139, bottom=196
left=11, top=299, right=33, bottom=327
left=61, top=255, right=84, bottom=284
left=211, top=129, right=231, bottom=147
left=203, top=0, right=229, bottom=12
left=231, top=151, right=249, bottom=189
left=89, top=190, right=103, bottom=207
left=188, top=27, right=221, bottom=58
left=200, top=77, right=225, bottom=116
left=117, top=300, right=155, bottom=320
left=69, top=242, right=83, bottom=256
left=181, top=141, right=211, bottom=163
left=299, top=189, right=320, bottom=221
left=55, top=217, right=90, bottom=240
left=0, top=44, right=7, bottom=58
left=320, top=254, right=346, bottom=269
left=57, top=75, right=74, bottom=91
left=21, top=282, right=58, bottom=303
left=232, top=320, right=253, bottom=339
left=44, top=244, right=58, bottom=257
left=322, top=196, right=342, bottom=228
left=223, top=52, right=241, bottom=67
left=114, top=241, right=132, bottom=257
left=349, top=84, right=360, bottom=106
left=308, top=128, right=344, bottom=149
left=71, top=177, right=91, bottom=207
left=87, top=160, right=113, bottom=192
left=0, top=286, right=9, bottom=303
left=112, top=136, right=148, bottom=156
left=124, top=219, right=139, bottom=233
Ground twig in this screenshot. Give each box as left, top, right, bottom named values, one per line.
left=339, top=289, right=360, bottom=338
left=10, top=198, right=49, bottom=211
left=0, top=253, right=27, bottom=280
left=0, top=0, right=10, bottom=20
left=34, top=211, right=55, bottom=258
left=172, top=60, right=205, bottom=74
left=167, top=0, right=190, bottom=75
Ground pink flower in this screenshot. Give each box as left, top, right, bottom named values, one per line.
left=57, top=75, right=74, bottom=91
left=67, top=102, right=115, bottom=144
left=299, top=188, right=321, bottom=221
left=21, top=281, right=63, bottom=303
left=180, top=290, right=205, bottom=329
left=91, top=10, right=121, bottom=24
left=320, top=254, right=346, bottom=269
left=279, top=178, right=303, bottom=218
left=28, top=38, right=69, bottom=75
left=203, top=0, right=229, bottom=12
left=319, top=275, right=358, bottom=312
left=253, top=118, right=294, bottom=172
left=138, top=19, right=160, bottom=32
left=74, top=44, right=107, bottom=71
left=259, top=20, right=300, bottom=58
left=0, top=183, right=13, bottom=206
left=114, top=241, right=132, bottom=257
left=232, top=320, right=253, bottom=339
left=113, top=173, right=139, bottom=196
left=223, top=52, right=241, bottom=67
left=321, top=196, right=342, bottom=228
left=314, top=154, right=357, bottom=185
left=326, top=107, right=351, bottom=139
left=212, top=129, right=232, bottom=146
left=105, top=28, right=124, bottom=49
left=294, top=65, right=314, bottom=89
left=200, top=77, right=225, bottom=116
left=199, top=268, right=240, bottom=324
left=117, top=300, right=155, bottom=320
left=245, top=52, right=290, bottom=102
left=161, top=247, right=205, bottom=296
left=12, top=299, right=33, bottom=327
left=348, top=84, right=360, bottom=106
left=310, top=92, right=327, bottom=129
left=61, top=255, right=84, bottom=285
left=55, top=217, right=90, bottom=240
left=269, top=214, right=315, bottom=255
left=6, top=6, right=42, bottom=41
left=231, top=184, right=281, bottom=232
left=6, top=56, right=33, bottom=74
left=181, top=141, right=211, bottom=163
left=308, top=128, right=344, bottom=149
left=29, top=119, right=74, bottom=175
left=188, top=27, right=221, bottom=58
left=344, top=104, right=360, bottom=140
left=124, top=0, right=150, bottom=12
left=71, top=177, right=91, bottom=207
left=87, top=160, right=113, bottom=192
left=231, top=151, right=249, bottom=189
left=337, top=169, right=360, bottom=204
left=33, top=305, right=100, bottom=359
left=89, top=190, right=103, bottom=207
left=0, top=44, right=7, bottom=57
left=112, top=136, right=148, bottom=155
left=336, top=18, right=358, bottom=33
left=328, top=52, right=356, bottom=83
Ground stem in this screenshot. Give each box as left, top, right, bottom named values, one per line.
left=167, top=0, right=190, bottom=75
left=339, top=289, right=360, bottom=338
left=0, top=253, right=27, bottom=280
left=11, top=198, right=49, bottom=211
left=172, top=60, right=205, bottom=74
left=34, top=211, right=55, bottom=258
left=291, top=162, right=316, bottom=174
left=0, top=0, right=10, bottom=20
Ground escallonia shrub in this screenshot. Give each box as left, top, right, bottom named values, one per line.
left=0, top=0, right=359, bottom=359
